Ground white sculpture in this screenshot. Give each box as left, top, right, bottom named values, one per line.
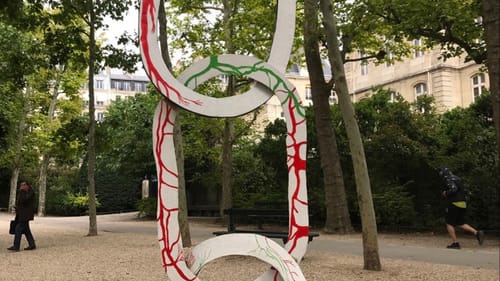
left=139, top=1, right=309, bottom=280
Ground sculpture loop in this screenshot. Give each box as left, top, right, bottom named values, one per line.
left=140, top=1, right=309, bottom=280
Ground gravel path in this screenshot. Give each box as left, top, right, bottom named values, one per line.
left=1, top=212, right=498, bottom=281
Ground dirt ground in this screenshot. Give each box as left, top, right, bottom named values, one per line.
left=0, top=214, right=498, bottom=281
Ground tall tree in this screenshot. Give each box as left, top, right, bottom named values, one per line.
left=158, top=0, right=192, bottom=247
left=302, top=0, right=353, bottom=234
left=0, top=20, right=44, bottom=213
left=481, top=0, right=500, bottom=156
left=165, top=0, right=285, bottom=218
left=48, top=0, right=136, bottom=235
left=34, top=14, right=88, bottom=216
left=306, top=0, right=381, bottom=270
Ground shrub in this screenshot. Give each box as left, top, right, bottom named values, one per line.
left=372, top=186, right=417, bottom=228
left=137, top=198, right=157, bottom=218
left=47, top=191, right=99, bottom=216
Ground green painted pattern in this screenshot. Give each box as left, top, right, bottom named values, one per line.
left=183, top=55, right=306, bottom=118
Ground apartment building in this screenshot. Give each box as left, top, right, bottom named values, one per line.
left=345, top=46, right=489, bottom=112
left=264, top=47, right=489, bottom=127
left=81, top=68, right=150, bottom=121
left=83, top=46, right=489, bottom=126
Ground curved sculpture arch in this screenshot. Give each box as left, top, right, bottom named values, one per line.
left=139, top=1, right=310, bottom=280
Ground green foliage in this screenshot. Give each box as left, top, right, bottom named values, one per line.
left=233, top=140, right=283, bottom=208
left=372, top=185, right=417, bottom=227
left=97, top=93, right=160, bottom=178
left=362, top=0, right=485, bottom=63
left=48, top=191, right=99, bottom=216
left=137, top=198, right=157, bottom=219
left=436, top=92, right=497, bottom=229
left=166, top=0, right=287, bottom=63
left=327, top=88, right=498, bottom=231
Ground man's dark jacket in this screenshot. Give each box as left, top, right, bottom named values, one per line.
left=15, top=188, right=35, bottom=221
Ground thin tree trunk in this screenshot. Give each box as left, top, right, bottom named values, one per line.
left=219, top=0, right=235, bottom=218
left=303, top=0, right=353, bottom=234
left=158, top=0, right=192, bottom=247
left=221, top=116, right=234, bottom=216
left=8, top=87, right=30, bottom=213
left=315, top=96, right=352, bottom=234
left=319, top=0, right=381, bottom=270
left=87, top=0, right=98, bottom=236
left=481, top=0, right=500, bottom=156
left=38, top=155, right=49, bottom=216
left=38, top=69, right=62, bottom=216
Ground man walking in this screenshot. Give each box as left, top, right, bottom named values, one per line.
left=7, top=181, right=36, bottom=251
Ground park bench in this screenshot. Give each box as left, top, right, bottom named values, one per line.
left=212, top=208, right=319, bottom=243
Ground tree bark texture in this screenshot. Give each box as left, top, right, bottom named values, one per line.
left=87, top=0, right=98, bottom=236
left=38, top=73, right=61, bottom=217
left=303, top=0, right=353, bottom=234
left=159, top=0, right=192, bottom=247
left=8, top=86, right=30, bottom=213
left=219, top=0, right=236, bottom=218
left=318, top=0, right=381, bottom=270
left=481, top=0, right=500, bottom=157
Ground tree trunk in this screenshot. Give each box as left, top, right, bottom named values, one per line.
left=303, top=0, right=353, bottom=234
left=219, top=0, right=235, bottom=218
left=481, top=0, right=500, bottom=156
left=38, top=72, right=61, bottom=216
left=315, top=95, right=352, bottom=234
left=8, top=86, right=30, bottom=213
left=220, top=117, right=234, bottom=216
left=37, top=155, right=49, bottom=216
left=87, top=0, right=98, bottom=236
left=158, top=0, right=192, bottom=247
left=319, top=0, right=381, bottom=270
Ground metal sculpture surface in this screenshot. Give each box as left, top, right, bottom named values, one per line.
left=139, top=1, right=309, bottom=280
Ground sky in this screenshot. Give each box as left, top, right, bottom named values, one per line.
left=101, top=7, right=146, bottom=75
left=102, top=7, right=139, bottom=47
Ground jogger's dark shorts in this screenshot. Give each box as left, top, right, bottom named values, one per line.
left=445, top=204, right=466, bottom=226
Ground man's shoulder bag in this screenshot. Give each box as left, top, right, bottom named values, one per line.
left=9, top=220, right=17, bottom=235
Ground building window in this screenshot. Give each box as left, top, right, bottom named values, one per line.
left=111, top=80, right=121, bottom=90
left=414, top=83, right=427, bottom=99
left=359, top=51, right=369, bottom=76
left=360, top=61, right=368, bottom=76
left=471, top=73, right=486, bottom=101
left=289, top=63, right=300, bottom=74
left=97, top=112, right=105, bottom=121
left=123, top=81, right=131, bottom=91
left=134, top=82, right=145, bottom=92
left=389, top=91, right=397, bottom=102
left=413, top=39, right=424, bottom=58
left=305, top=86, right=312, bottom=100
left=95, top=79, right=104, bottom=89
left=96, top=101, right=104, bottom=106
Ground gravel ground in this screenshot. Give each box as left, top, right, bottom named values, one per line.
left=1, top=217, right=498, bottom=281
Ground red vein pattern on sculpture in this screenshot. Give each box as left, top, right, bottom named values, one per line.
left=154, top=101, right=198, bottom=281
left=283, top=90, right=309, bottom=257
left=141, top=0, right=202, bottom=107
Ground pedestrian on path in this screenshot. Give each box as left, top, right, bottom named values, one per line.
left=439, top=167, right=484, bottom=249
left=7, top=181, right=37, bottom=252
